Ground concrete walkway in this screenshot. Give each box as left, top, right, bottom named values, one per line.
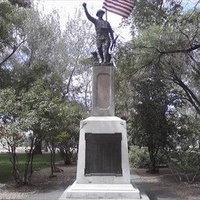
left=25, top=173, right=185, bottom=200
left=131, top=174, right=185, bottom=200
left=25, top=189, right=64, bottom=200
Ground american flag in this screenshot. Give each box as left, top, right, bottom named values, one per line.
left=103, top=0, right=134, bottom=18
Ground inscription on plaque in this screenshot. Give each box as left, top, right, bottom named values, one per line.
left=85, top=133, right=122, bottom=176
left=96, top=73, right=110, bottom=108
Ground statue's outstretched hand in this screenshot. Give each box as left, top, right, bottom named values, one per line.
left=82, top=3, right=87, bottom=8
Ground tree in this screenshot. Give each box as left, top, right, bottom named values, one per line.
left=0, top=1, right=26, bottom=88
left=0, top=87, right=35, bottom=184
left=7, top=8, right=64, bottom=153
left=0, top=77, right=85, bottom=184
left=45, top=101, right=84, bottom=170
left=132, top=0, right=183, bottom=30
left=115, top=1, right=200, bottom=173
left=132, top=77, right=173, bottom=173
left=60, top=9, right=94, bottom=108
left=8, top=0, right=31, bottom=8
left=129, top=1, right=200, bottom=114
left=164, top=114, right=200, bottom=183
left=0, top=4, right=94, bottom=184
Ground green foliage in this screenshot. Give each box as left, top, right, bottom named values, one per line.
left=0, top=1, right=27, bottom=88
left=165, top=117, right=200, bottom=183
left=0, top=153, right=62, bottom=183
left=53, top=102, right=85, bottom=164
left=167, top=149, right=200, bottom=183
left=129, top=146, right=150, bottom=168
left=116, top=1, right=200, bottom=174
left=130, top=77, right=174, bottom=172
left=0, top=66, right=85, bottom=183
left=170, top=150, right=200, bottom=173
left=0, top=1, right=26, bottom=50
left=132, top=0, right=183, bottom=30
left=8, top=0, right=31, bottom=8
left=0, top=4, right=91, bottom=182
left=0, top=1, right=94, bottom=184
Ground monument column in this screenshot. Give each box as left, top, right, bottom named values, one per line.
left=92, top=65, right=114, bottom=116
left=59, top=65, right=142, bottom=200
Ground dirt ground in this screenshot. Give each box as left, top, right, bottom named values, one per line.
left=0, top=164, right=76, bottom=199
left=1, top=164, right=200, bottom=200
left=133, top=168, right=200, bottom=200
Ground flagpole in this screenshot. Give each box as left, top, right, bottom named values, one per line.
left=105, top=8, right=108, bottom=21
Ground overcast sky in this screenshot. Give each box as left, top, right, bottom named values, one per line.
left=33, top=0, right=132, bottom=41
left=33, top=0, right=200, bottom=41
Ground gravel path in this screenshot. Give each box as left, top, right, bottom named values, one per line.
left=0, top=190, right=34, bottom=200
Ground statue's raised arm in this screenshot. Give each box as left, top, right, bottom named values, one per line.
left=82, top=3, right=96, bottom=24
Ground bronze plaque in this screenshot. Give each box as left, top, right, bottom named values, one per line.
left=85, top=133, right=122, bottom=176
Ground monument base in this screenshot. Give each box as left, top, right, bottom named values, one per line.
left=58, top=117, right=146, bottom=200
left=59, top=181, right=141, bottom=199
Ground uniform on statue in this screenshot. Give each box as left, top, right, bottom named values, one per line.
left=82, top=3, right=115, bottom=65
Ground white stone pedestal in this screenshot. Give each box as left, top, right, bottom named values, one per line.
left=58, top=117, right=141, bottom=199
left=77, top=117, right=131, bottom=184
left=59, top=182, right=140, bottom=200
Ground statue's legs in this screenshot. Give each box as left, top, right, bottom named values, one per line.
left=104, top=39, right=111, bottom=63
left=98, top=46, right=104, bottom=63
left=97, top=39, right=111, bottom=63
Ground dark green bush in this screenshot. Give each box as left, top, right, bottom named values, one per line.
left=129, top=145, right=150, bottom=168
left=167, top=149, right=200, bottom=183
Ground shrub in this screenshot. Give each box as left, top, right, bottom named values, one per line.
left=167, top=149, right=200, bottom=183
left=129, top=145, right=150, bottom=168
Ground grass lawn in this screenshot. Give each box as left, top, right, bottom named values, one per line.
left=0, top=153, right=62, bottom=183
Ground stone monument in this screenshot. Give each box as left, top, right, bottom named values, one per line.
left=58, top=3, right=149, bottom=199
left=58, top=64, right=142, bottom=199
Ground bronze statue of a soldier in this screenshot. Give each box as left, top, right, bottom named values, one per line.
left=82, top=3, right=115, bottom=64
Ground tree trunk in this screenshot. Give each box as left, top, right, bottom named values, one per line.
left=50, top=147, right=54, bottom=176
left=64, top=150, right=72, bottom=165
left=23, top=139, right=34, bottom=185
left=10, top=147, right=21, bottom=183
left=49, top=145, right=62, bottom=175
left=33, top=140, right=42, bottom=154
left=148, top=146, right=159, bottom=174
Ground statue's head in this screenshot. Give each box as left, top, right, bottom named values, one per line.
left=96, top=9, right=105, bottom=17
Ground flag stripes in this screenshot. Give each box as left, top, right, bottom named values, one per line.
left=103, top=0, right=134, bottom=18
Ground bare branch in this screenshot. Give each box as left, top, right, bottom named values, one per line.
left=172, top=74, right=200, bottom=114
left=0, top=40, right=26, bottom=67
left=135, top=45, right=161, bottom=53
left=188, top=55, right=200, bottom=76
left=160, top=44, right=200, bottom=54
left=137, top=44, right=200, bottom=56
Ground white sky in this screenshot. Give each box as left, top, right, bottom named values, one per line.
left=33, top=0, right=132, bottom=41
left=33, top=0, right=200, bottom=41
